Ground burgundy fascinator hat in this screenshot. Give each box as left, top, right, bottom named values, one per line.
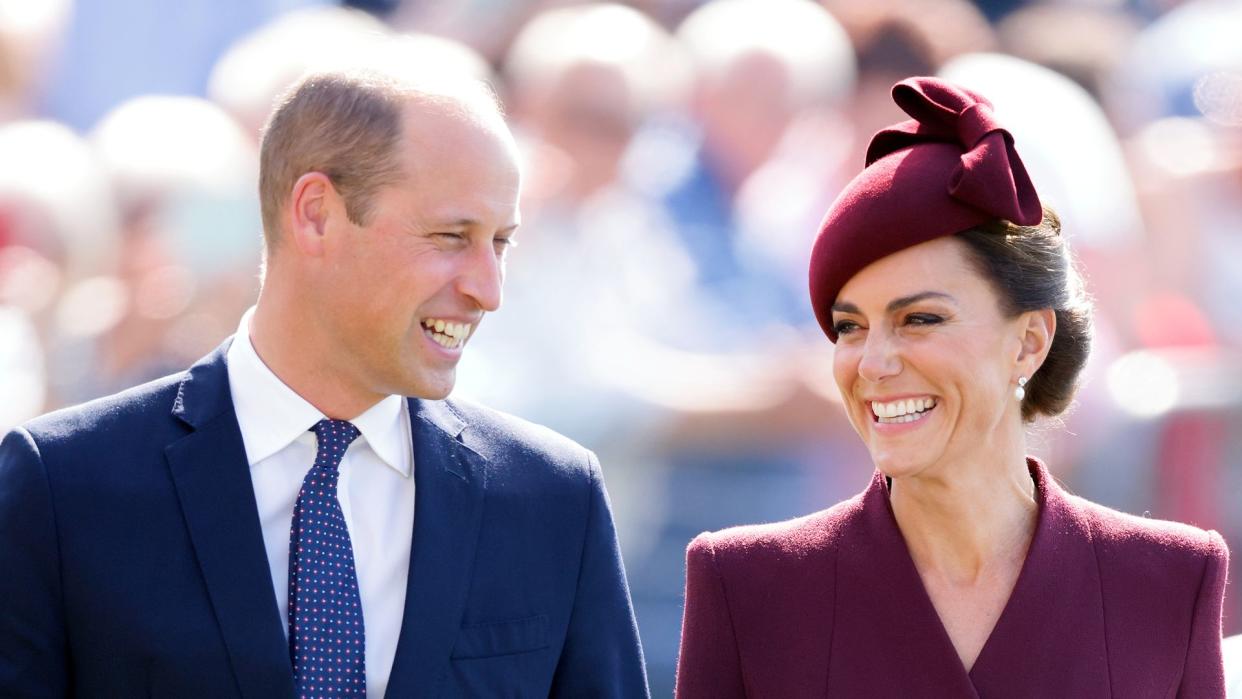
left=809, top=76, right=1043, bottom=341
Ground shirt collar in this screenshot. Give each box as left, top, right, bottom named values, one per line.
left=351, top=393, right=411, bottom=478
left=225, top=307, right=412, bottom=477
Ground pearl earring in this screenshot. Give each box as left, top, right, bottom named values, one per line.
left=1015, top=376, right=1028, bottom=402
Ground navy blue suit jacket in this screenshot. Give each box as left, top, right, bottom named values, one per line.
left=0, top=341, right=649, bottom=697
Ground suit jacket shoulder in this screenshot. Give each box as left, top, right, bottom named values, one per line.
left=21, top=370, right=187, bottom=451
left=14, top=371, right=194, bottom=512
left=441, top=395, right=594, bottom=477
left=436, top=396, right=603, bottom=523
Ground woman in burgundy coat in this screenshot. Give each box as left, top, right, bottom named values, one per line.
left=675, top=77, right=1230, bottom=698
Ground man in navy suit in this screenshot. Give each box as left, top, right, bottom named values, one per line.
left=0, top=66, right=648, bottom=697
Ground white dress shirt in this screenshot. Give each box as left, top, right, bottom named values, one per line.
left=226, top=308, right=414, bottom=698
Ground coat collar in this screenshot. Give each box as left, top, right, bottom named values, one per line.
left=383, top=397, right=487, bottom=695
left=170, top=338, right=237, bottom=429
left=829, top=457, right=1111, bottom=696
left=166, top=339, right=297, bottom=699
left=968, top=458, right=1111, bottom=696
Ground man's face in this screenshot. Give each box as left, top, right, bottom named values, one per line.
left=318, top=102, right=521, bottom=401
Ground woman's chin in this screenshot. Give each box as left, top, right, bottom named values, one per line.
left=869, top=450, right=933, bottom=481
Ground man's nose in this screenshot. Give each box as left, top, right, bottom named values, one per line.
left=458, top=242, right=503, bottom=313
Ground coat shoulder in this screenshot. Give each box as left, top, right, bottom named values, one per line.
left=680, top=492, right=862, bottom=676
left=1063, top=490, right=1229, bottom=694
left=1073, top=494, right=1227, bottom=569
left=687, top=490, right=867, bottom=576
left=1068, top=493, right=1228, bottom=618
left=19, top=371, right=187, bottom=450
left=441, top=396, right=594, bottom=481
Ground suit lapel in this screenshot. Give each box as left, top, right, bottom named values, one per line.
left=968, top=458, right=1111, bottom=696
left=384, top=399, right=487, bottom=697
left=165, top=341, right=296, bottom=699
left=830, top=471, right=980, bottom=697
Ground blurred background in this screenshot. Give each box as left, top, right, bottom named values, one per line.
left=1, top=0, right=1239, bottom=692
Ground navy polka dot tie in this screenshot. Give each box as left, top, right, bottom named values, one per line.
left=288, top=419, right=367, bottom=697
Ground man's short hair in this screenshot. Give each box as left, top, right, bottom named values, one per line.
left=258, top=69, right=503, bottom=254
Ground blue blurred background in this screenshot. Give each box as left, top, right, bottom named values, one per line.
left=1, top=0, right=1240, bottom=694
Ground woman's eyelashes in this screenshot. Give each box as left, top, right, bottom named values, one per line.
left=905, top=313, right=944, bottom=326
left=834, top=319, right=860, bottom=336
left=832, top=313, right=946, bottom=336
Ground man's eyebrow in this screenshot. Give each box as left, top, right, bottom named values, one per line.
left=436, top=219, right=520, bottom=234
left=831, top=291, right=956, bottom=315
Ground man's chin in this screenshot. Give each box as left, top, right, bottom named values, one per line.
left=402, top=369, right=456, bottom=401
left=421, top=386, right=453, bottom=401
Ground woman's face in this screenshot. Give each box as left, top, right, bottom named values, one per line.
left=830, top=236, right=1032, bottom=480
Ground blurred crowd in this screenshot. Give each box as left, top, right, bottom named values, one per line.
left=2, top=0, right=1240, bottom=692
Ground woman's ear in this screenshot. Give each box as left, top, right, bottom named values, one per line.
left=1017, top=307, right=1056, bottom=377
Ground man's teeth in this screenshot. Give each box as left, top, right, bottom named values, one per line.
left=421, top=319, right=472, bottom=349
left=872, top=397, right=936, bottom=423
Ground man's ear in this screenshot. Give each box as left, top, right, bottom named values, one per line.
left=286, top=172, right=337, bottom=258
left=1016, top=307, right=1056, bottom=378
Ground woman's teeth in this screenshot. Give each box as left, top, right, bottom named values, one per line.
left=872, top=397, right=937, bottom=424
left=421, top=318, right=471, bottom=349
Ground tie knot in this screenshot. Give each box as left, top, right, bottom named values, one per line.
left=311, top=419, right=361, bottom=472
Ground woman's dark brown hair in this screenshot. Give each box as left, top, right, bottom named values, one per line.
left=957, top=207, right=1092, bottom=422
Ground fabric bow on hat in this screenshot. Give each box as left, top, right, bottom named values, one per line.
left=868, top=78, right=1042, bottom=226
left=807, top=76, right=1045, bottom=342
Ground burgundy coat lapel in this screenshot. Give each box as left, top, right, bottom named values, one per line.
left=829, top=471, right=980, bottom=698
left=968, top=458, right=1111, bottom=697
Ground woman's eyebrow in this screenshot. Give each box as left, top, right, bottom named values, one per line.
left=831, top=291, right=956, bottom=315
